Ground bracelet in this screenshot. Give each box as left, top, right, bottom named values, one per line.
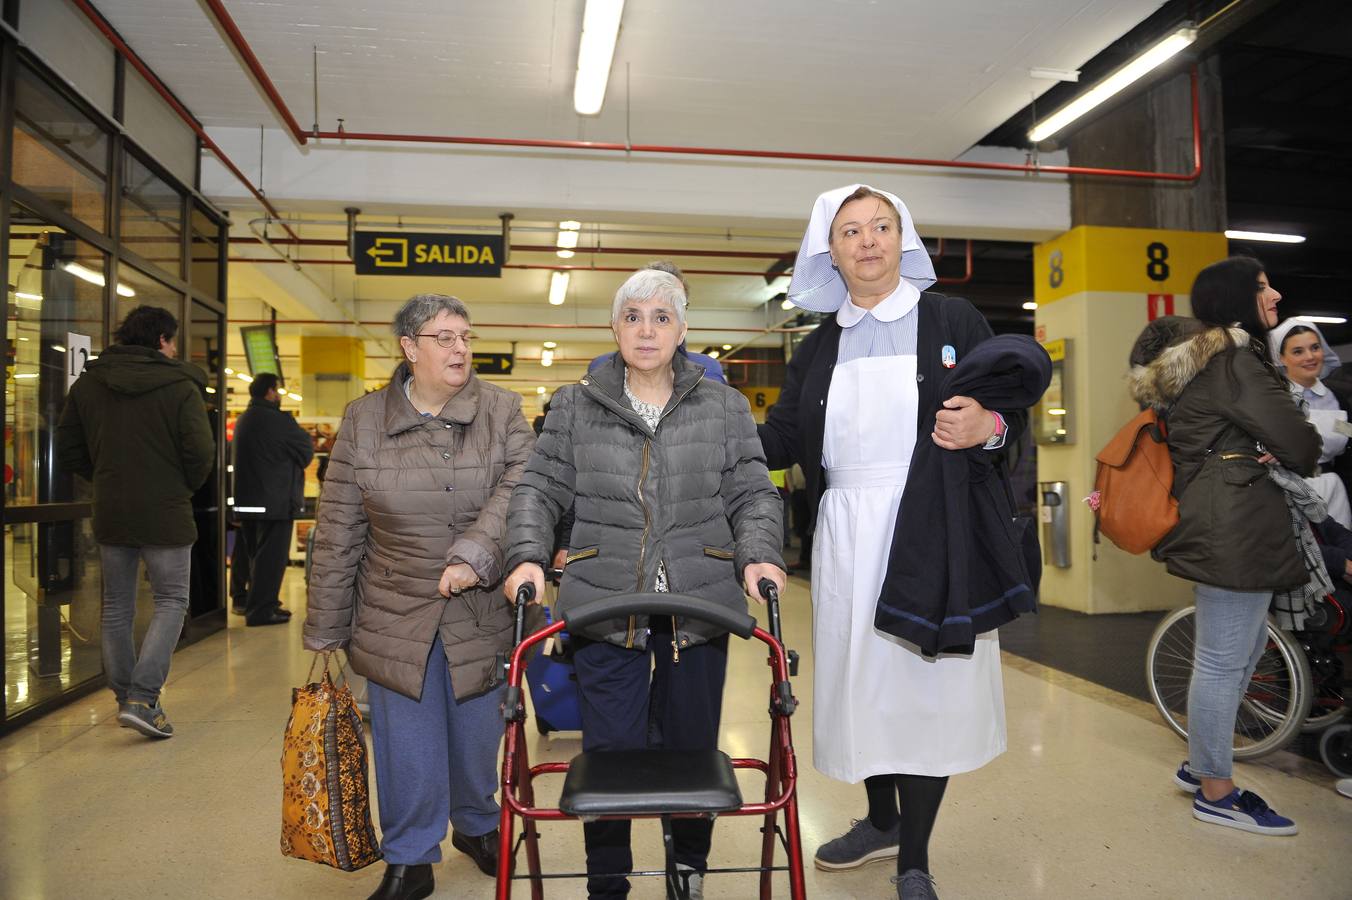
left=990, top=411, right=1006, bottom=441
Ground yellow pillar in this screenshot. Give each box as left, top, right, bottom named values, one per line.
left=299, top=335, right=366, bottom=418
left=1032, top=226, right=1227, bottom=614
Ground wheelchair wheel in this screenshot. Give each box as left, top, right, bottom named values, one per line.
left=1146, top=606, right=1313, bottom=760
left=1319, top=723, right=1352, bottom=778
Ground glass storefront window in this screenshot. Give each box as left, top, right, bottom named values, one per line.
left=189, top=206, right=221, bottom=299
left=119, top=152, right=183, bottom=279
left=10, top=63, right=108, bottom=232
left=6, top=206, right=106, bottom=508
left=4, top=520, right=105, bottom=717
left=114, top=264, right=184, bottom=340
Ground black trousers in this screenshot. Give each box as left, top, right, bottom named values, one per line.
left=572, top=621, right=729, bottom=899
left=240, top=519, right=291, bottom=623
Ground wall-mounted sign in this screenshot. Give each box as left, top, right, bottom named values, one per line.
left=241, top=325, right=283, bottom=381
left=354, top=231, right=504, bottom=277
left=472, top=353, right=513, bottom=375
left=66, top=332, right=91, bottom=391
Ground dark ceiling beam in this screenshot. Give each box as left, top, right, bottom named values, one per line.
left=1225, top=103, right=1352, bottom=145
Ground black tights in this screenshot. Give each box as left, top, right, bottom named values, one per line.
left=864, top=773, right=949, bottom=875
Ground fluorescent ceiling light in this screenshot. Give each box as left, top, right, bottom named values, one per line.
left=573, top=0, right=625, bottom=115
left=15, top=291, right=42, bottom=302
left=1028, top=26, right=1196, bottom=142
left=1224, top=229, right=1305, bottom=244
left=556, top=221, right=581, bottom=259
left=540, top=349, right=555, bottom=368
left=224, top=367, right=234, bottom=375
left=288, top=392, right=303, bottom=401
left=542, top=341, right=558, bottom=350
left=237, top=372, right=253, bottom=383
left=780, top=298, right=794, bottom=311
left=1294, top=315, right=1347, bottom=325
left=537, top=386, right=547, bottom=395
left=14, top=372, right=38, bottom=379
left=721, top=344, right=733, bottom=351
left=1048, top=408, right=1067, bottom=416
left=1022, top=301, right=1038, bottom=311
left=205, top=386, right=217, bottom=394
left=61, top=261, right=136, bottom=297
left=549, top=271, right=569, bottom=306
left=707, top=350, right=720, bottom=360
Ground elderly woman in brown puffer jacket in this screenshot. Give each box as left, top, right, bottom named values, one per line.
left=305, top=294, right=535, bottom=900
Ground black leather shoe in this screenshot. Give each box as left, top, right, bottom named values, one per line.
left=245, top=610, right=291, bottom=627
left=451, top=828, right=499, bottom=877
left=365, top=863, right=433, bottom=900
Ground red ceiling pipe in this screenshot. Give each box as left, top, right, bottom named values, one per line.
left=68, top=0, right=300, bottom=243
left=229, top=319, right=814, bottom=333
left=230, top=235, right=793, bottom=260
left=197, top=0, right=1201, bottom=184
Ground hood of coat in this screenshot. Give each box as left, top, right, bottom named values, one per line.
left=1127, top=323, right=1251, bottom=411
left=83, top=343, right=206, bottom=396
left=384, top=361, right=482, bottom=434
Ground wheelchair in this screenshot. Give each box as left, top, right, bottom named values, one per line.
left=1146, top=591, right=1350, bottom=774
left=493, top=580, right=806, bottom=899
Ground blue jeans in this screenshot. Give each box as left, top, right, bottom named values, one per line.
left=1187, top=584, right=1272, bottom=780
left=366, top=634, right=505, bottom=865
left=99, top=543, right=192, bottom=706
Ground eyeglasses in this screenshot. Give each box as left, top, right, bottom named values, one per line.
left=415, top=330, right=475, bottom=349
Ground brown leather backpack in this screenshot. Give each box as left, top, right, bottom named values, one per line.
left=1091, top=408, right=1178, bottom=554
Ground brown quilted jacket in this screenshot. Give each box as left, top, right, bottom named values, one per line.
left=303, top=366, right=536, bottom=701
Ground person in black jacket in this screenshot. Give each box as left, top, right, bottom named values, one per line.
left=758, top=185, right=1032, bottom=900
left=232, top=373, right=314, bottom=626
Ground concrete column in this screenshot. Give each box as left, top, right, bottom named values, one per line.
left=1032, top=59, right=1229, bottom=614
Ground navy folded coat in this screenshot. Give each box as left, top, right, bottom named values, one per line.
left=874, top=333, right=1053, bottom=655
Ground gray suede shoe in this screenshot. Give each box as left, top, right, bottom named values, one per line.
left=893, top=868, right=939, bottom=899
left=117, top=702, right=173, bottom=739
left=813, top=818, right=900, bottom=870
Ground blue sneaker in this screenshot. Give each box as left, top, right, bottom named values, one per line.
left=1174, top=761, right=1201, bottom=794
left=1193, top=789, right=1297, bottom=836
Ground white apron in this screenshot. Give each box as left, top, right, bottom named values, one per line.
left=811, top=354, right=1007, bottom=782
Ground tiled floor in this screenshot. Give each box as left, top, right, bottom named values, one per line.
left=1, top=568, right=1349, bottom=899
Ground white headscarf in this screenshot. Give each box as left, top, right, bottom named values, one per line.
left=1268, top=318, right=1343, bottom=379
left=786, top=184, right=937, bottom=313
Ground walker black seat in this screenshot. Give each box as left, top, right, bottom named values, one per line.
left=559, top=749, right=743, bottom=818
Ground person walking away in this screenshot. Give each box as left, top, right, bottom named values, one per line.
left=232, top=373, right=314, bottom=626
left=56, top=305, right=215, bottom=739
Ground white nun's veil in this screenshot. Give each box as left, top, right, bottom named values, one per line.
left=786, top=184, right=937, bottom=313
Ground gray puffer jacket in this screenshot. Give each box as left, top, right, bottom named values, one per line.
left=304, top=368, right=536, bottom=701
left=505, top=353, right=784, bottom=650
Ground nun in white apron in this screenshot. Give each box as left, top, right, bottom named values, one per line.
left=759, top=185, right=1014, bottom=900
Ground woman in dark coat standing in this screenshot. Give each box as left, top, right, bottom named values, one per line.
left=758, top=185, right=1031, bottom=900
left=1128, top=257, right=1320, bottom=836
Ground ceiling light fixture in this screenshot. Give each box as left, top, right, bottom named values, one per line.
left=573, top=0, right=625, bottom=115
left=541, top=349, right=555, bottom=368
left=537, top=386, right=547, bottom=395
left=542, top=341, right=558, bottom=350
left=1224, top=229, right=1306, bottom=244
left=1294, top=315, right=1348, bottom=325
left=780, top=297, right=794, bottom=311
left=1022, top=301, right=1038, bottom=311
left=61, top=261, right=136, bottom=297
left=289, top=392, right=303, bottom=401
left=1028, top=25, right=1196, bottom=142
left=15, top=291, right=42, bottom=302
left=237, top=372, right=253, bottom=383
left=549, top=271, right=570, bottom=306
left=722, top=344, right=733, bottom=351
left=556, top=221, right=582, bottom=259
left=707, top=350, right=720, bottom=360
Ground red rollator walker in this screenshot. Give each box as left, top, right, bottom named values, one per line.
left=494, top=579, right=807, bottom=899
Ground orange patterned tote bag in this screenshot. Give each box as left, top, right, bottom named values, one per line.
left=280, top=654, right=382, bottom=871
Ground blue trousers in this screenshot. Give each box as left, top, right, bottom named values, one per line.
left=1187, top=584, right=1272, bottom=779
left=366, top=634, right=505, bottom=864
left=573, top=622, right=729, bottom=898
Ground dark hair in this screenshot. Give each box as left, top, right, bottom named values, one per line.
left=1190, top=256, right=1285, bottom=395
left=114, top=305, right=178, bottom=349
left=828, top=186, right=902, bottom=244
left=1277, top=324, right=1316, bottom=357
left=643, top=260, right=690, bottom=302
left=249, top=372, right=279, bottom=400
left=1190, top=256, right=1268, bottom=337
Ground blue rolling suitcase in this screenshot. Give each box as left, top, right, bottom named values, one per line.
left=524, top=604, right=582, bottom=735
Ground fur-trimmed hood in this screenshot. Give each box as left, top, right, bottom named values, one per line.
left=1128, top=323, right=1250, bottom=411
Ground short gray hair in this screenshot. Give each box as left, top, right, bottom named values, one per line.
left=611, top=269, right=688, bottom=325
left=392, top=293, right=470, bottom=339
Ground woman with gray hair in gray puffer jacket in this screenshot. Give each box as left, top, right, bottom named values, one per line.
left=504, top=266, right=786, bottom=899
